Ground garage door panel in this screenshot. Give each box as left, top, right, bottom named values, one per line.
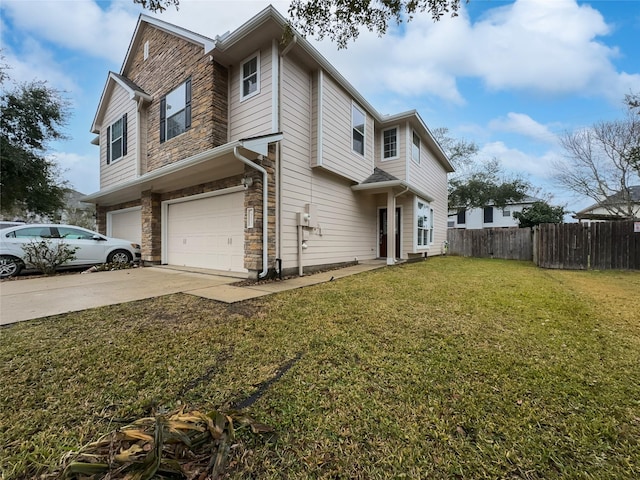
left=167, top=192, right=245, bottom=272
left=110, top=208, right=142, bottom=245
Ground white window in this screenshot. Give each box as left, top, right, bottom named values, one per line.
left=382, top=127, right=398, bottom=160
left=107, top=114, right=127, bottom=164
left=412, top=131, right=421, bottom=164
left=160, top=78, right=191, bottom=142
left=503, top=209, right=511, bottom=217
left=352, top=103, right=365, bottom=155
left=144, top=41, right=149, bottom=60
left=417, top=199, right=432, bottom=247
left=241, top=53, right=260, bottom=100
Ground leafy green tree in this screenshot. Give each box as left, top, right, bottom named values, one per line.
left=513, top=201, right=565, bottom=228
left=448, top=165, right=530, bottom=210
left=432, top=128, right=530, bottom=210
left=432, top=126, right=478, bottom=172
left=132, top=0, right=465, bottom=48
left=1, top=67, right=69, bottom=217
left=287, top=0, right=465, bottom=48
left=133, top=0, right=179, bottom=12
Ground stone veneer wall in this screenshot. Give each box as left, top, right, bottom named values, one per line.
left=243, top=145, right=277, bottom=273
left=96, top=200, right=141, bottom=236
left=124, top=24, right=228, bottom=173
left=98, top=144, right=278, bottom=273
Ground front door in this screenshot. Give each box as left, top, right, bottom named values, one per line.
left=379, top=208, right=401, bottom=258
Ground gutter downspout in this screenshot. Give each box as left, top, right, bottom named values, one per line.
left=395, top=186, right=409, bottom=198
left=234, top=146, right=270, bottom=278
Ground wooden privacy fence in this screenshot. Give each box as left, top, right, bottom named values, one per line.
left=447, top=221, right=640, bottom=270
left=535, top=221, right=640, bottom=270
left=447, top=227, right=533, bottom=261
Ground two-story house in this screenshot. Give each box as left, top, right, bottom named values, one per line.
left=448, top=197, right=541, bottom=230
left=83, top=6, right=454, bottom=278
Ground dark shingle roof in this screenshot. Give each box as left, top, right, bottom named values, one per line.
left=361, top=168, right=399, bottom=184
left=111, top=72, right=150, bottom=97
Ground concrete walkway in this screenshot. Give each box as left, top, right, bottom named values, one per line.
left=0, top=261, right=385, bottom=325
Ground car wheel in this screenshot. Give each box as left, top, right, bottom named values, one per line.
left=107, top=249, right=133, bottom=264
left=0, top=255, right=23, bottom=278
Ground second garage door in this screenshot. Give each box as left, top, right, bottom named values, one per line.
left=166, top=192, right=245, bottom=272
left=109, top=207, right=142, bottom=245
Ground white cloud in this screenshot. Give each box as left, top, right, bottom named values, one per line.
left=489, top=113, right=559, bottom=145
left=1, top=0, right=137, bottom=64
left=310, top=0, right=640, bottom=103
left=478, top=141, right=561, bottom=180
left=50, top=152, right=99, bottom=194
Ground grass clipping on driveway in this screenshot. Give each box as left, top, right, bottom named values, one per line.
left=1, top=257, right=639, bottom=479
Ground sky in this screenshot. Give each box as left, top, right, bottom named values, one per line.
left=1, top=0, right=639, bottom=215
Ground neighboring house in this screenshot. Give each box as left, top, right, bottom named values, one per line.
left=448, top=197, right=541, bottom=229
left=574, top=186, right=640, bottom=222
left=83, top=6, right=453, bottom=278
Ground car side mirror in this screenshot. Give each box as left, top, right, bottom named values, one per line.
left=92, top=235, right=106, bottom=241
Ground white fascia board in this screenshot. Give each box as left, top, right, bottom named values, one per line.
left=82, top=133, right=283, bottom=203
left=351, top=180, right=434, bottom=203
left=91, top=73, right=152, bottom=134
left=82, top=141, right=240, bottom=202
left=240, top=133, right=283, bottom=156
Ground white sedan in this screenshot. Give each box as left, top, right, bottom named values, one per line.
left=0, top=224, right=141, bottom=278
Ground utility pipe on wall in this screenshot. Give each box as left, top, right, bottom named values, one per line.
left=233, top=146, right=269, bottom=279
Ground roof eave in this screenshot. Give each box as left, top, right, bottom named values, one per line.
left=81, top=133, right=283, bottom=204
left=351, top=180, right=434, bottom=202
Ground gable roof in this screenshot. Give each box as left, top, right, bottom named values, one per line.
left=91, top=72, right=152, bottom=133
left=97, top=6, right=452, bottom=172
left=575, top=185, right=640, bottom=219
left=121, top=14, right=218, bottom=75
left=362, top=168, right=400, bottom=184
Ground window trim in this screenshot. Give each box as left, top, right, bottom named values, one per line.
left=352, top=102, right=366, bottom=157
left=160, top=78, right=192, bottom=143
left=412, top=130, right=421, bottom=165
left=416, top=198, right=432, bottom=249
left=106, top=113, right=127, bottom=165
left=381, top=126, right=399, bottom=161
left=240, top=51, right=261, bottom=101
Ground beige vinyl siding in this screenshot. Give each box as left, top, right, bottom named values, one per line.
left=318, top=74, right=374, bottom=182
left=399, top=196, right=414, bottom=259
left=100, top=84, right=138, bottom=189
left=407, top=129, right=449, bottom=251
left=228, top=44, right=274, bottom=140
left=279, top=56, right=377, bottom=270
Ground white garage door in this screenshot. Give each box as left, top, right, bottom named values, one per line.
left=109, top=208, right=142, bottom=245
left=167, top=192, right=245, bottom=272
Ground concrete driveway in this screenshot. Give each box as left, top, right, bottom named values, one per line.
left=0, top=267, right=249, bottom=325
left=0, top=261, right=386, bottom=326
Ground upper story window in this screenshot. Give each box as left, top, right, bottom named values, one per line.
left=382, top=127, right=398, bottom=160
left=412, top=131, right=421, bottom=164
left=484, top=206, right=494, bottom=223
left=241, top=53, right=260, bottom=100
left=352, top=103, right=365, bottom=156
left=160, top=78, right=192, bottom=143
left=107, top=113, right=127, bottom=164
left=417, top=199, right=432, bottom=247
left=457, top=209, right=466, bottom=224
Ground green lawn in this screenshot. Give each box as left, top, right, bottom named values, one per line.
left=1, top=257, right=639, bottom=479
